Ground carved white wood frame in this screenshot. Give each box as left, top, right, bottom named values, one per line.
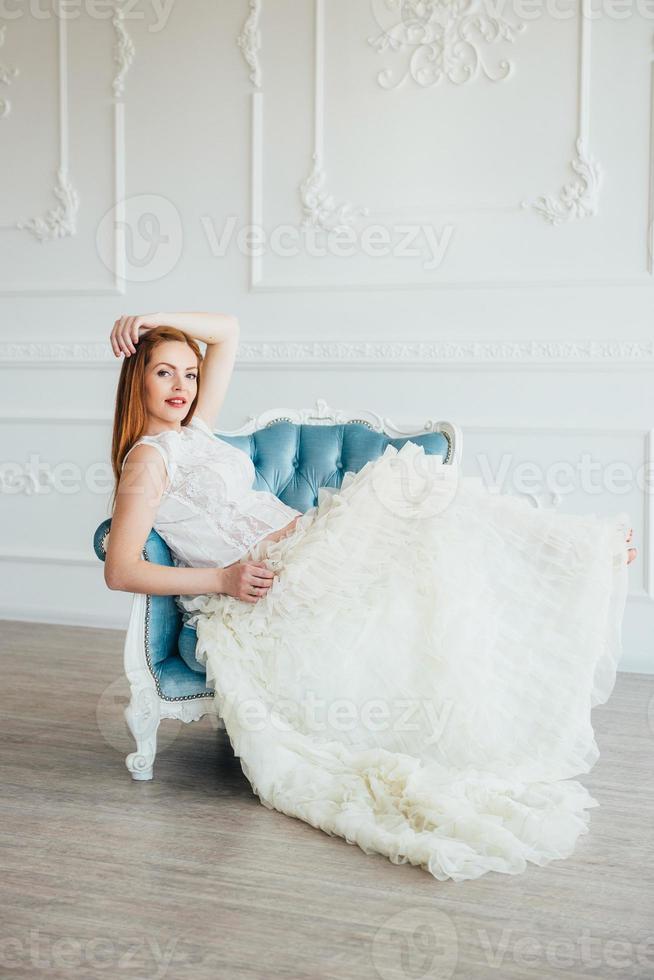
left=248, top=2, right=653, bottom=290
left=0, top=1, right=132, bottom=295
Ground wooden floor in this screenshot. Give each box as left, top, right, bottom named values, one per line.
left=1, top=620, right=653, bottom=980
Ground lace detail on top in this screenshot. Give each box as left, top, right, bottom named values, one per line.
left=121, top=414, right=301, bottom=573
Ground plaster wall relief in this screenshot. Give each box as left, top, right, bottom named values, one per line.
left=367, top=0, right=526, bottom=90
left=0, top=2, right=134, bottom=292
left=241, top=1, right=637, bottom=291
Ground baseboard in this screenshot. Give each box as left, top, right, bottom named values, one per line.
left=0, top=607, right=128, bottom=632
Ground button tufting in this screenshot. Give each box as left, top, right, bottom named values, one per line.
left=336, top=461, right=343, bottom=469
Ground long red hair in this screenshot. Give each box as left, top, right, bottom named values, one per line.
left=108, top=326, right=203, bottom=515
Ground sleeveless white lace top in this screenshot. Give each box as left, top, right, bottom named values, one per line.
left=121, top=414, right=302, bottom=570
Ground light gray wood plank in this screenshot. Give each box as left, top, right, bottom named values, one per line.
left=1, top=620, right=652, bottom=979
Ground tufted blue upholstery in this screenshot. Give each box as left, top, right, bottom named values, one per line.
left=94, top=421, right=452, bottom=702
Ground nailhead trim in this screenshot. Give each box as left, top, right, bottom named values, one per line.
left=142, top=549, right=213, bottom=703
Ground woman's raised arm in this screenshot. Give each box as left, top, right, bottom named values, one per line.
left=110, top=311, right=239, bottom=428
left=111, top=311, right=238, bottom=355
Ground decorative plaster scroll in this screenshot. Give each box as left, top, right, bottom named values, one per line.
left=0, top=23, right=19, bottom=118
left=237, top=0, right=262, bottom=89
left=2, top=9, right=124, bottom=291
left=258, top=0, right=605, bottom=288
left=298, top=0, right=369, bottom=232
left=12, top=15, right=80, bottom=242
left=300, top=152, right=369, bottom=231
left=16, top=166, right=79, bottom=241
left=522, top=8, right=600, bottom=225
left=112, top=0, right=135, bottom=98
left=522, top=136, right=602, bottom=225
left=3, top=339, right=653, bottom=366
left=522, top=137, right=601, bottom=226
left=367, top=0, right=526, bottom=90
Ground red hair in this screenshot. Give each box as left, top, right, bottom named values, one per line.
left=108, top=326, right=203, bottom=515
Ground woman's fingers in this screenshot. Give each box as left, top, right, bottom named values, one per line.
left=112, top=317, right=132, bottom=357
left=110, top=315, right=143, bottom=357
left=246, top=564, right=275, bottom=597
left=248, top=562, right=275, bottom=581
left=124, top=316, right=137, bottom=353
left=110, top=320, right=121, bottom=356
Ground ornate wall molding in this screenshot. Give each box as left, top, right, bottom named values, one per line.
left=300, top=152, right=369, bottom=231
left=237, top=0, right=262, bottom=89
left=250, top=0, right=614, bottom=290
left=297, top=0, right=370, bottom=234
left=112, top=0, right=135, bottom=99
left=522, top=11, right=600, bottom=225
left=2, top=339, right=654, bottom=367
left=13, top=16, right=79, bottom=242
left=0, top=22, right=19, bottom=118
left=0, top=8, right=128, bottom=293
left=367, top=0, right=526, bottom=90
left=16, top=166, right=79, bottom=242
left=523, top=137, right=601, bottom=226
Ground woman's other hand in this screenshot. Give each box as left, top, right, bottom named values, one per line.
left=220, top=560, right=276, bottom=603
left=110, top=313, right=162, bottom=357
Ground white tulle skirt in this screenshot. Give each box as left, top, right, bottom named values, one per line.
left=178, top=441, right=630, bottom=883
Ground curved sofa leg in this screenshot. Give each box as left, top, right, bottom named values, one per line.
left=124, top=685, right=161, bottom=780
left=123, top=592, right=161, bottom=780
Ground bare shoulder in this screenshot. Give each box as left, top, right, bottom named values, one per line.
left=107, top=445, right=168, bottom=582
left=118, top=443, right=168, bottom=498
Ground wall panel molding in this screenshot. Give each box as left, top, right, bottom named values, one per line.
left=0, top=21, right=19, bottom=118
left=0, top=5, right=132, bottom=294
left=249, top=2, right=652, bottom=290
left=2, top=339, right=654, bottom=368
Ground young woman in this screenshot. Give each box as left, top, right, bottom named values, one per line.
left=106, top=312, right=637, bottom=884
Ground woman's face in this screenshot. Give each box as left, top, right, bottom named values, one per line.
left=144, top=341, right=199, bottom=430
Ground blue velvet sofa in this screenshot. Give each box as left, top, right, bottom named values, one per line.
left=93, top=399, right=461, bottom=779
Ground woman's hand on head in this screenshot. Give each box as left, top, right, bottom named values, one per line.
left=110, top=313, right=162, bottom=358
left=219, top=560, right=276, bottom=603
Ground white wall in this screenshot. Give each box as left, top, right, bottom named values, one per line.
left=0, top=1, right=652, bottom=673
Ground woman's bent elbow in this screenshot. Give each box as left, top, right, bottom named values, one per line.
left=105, top=566, right=127, bottom=591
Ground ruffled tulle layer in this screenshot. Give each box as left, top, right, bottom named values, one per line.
left=178, top=441, right=630, bottom=882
